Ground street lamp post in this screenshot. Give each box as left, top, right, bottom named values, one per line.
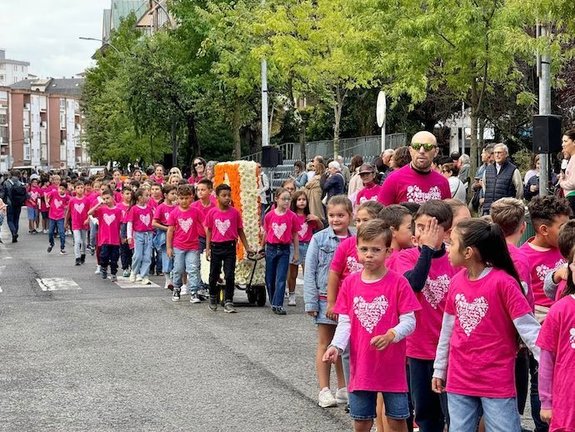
left=79, top=37, right=121, bottom=55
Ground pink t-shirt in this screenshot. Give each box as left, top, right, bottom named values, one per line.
left=387, top=247, right=457, bottom=360
left=154, top=203, right=176, bottom=227
left=555, top=281, right=567, bottom=302
left=520, top=238, right=565, bottom=308
left=26, top=186, right=41, bottom=208
left=355, top=183, right=383, bottom=206
left=116, top=202, right=129, bottom=222
left=39, top=186, right=50, bottom=212
left=377, top=164, right=451, bottom=205
left=167, top=206, right=203, bottom=250
left=126, top=204, right=154, bottom=233
left=445, top=268, right=533, bottom=398
left=330, top=236, right=363, bottom=282
left=263, top=209, right=298, bottom=245
left=68, top=196, right=90, bottom=230
left=536, top=295, right=575, bottom=431
left=333, top=270, right=421, bottom=392
left=205, top=206, right=243, bottom=243
left=93, top=205, right=123, bottom=246
left=148, top=198, right=162, bottom=211
left=191, top=198, right=216, bottom=237
left=507, top=242, right=535, bottom=310
left=293, top=213, right=319, bottom=243
left=47, top=191, right=70, bottom=220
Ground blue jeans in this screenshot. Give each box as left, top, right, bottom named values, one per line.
left=49, top=218, right=65, bottom=250
left=173, top=248, right=200, bottom=292
left=6, top=205, right=21, bottom=237
left=265, top=243, right=290, bottom=307
left=132, top=231, right=153, bottom=278
left=529, top=353, right=549, bottom=432
left=447, top=393, right=520, bottom=432
left=409, top=357, right=447, bottom=432
left=158, top=245, right=173, bottom=275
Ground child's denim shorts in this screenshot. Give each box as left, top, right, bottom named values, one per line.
left=314, top=299, right=337, bottom=326
left=289, top=241, right=309, bottom=265
left=349, top=391, right=409, bottom=421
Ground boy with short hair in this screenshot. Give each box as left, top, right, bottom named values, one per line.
left=387, top=200, right=457, bottom=432
left=26, top=177, right=41, bottom=234
left=543, top=220, right=575, bottom=300
left=46, top=182, right=71, bottom=255
left=378, top=204, right=414, bottom=255
left=204, top=184, right=252, bottom=313
left=192, top=179, right=216, bottom=293
left=67, top=180, right=90, bottom=266
left=152, top=185, right=177, bottom=289
left=166, top=185, right=204, bottom=303
left=323, top=219, right=420, bottom=432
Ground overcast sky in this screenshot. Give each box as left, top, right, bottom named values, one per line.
left=0, top=0, right=110, bottom=78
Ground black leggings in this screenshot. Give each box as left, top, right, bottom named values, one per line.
left=209, top=241, right=236, bottom=302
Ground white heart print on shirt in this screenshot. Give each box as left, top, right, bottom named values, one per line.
left=215, top=219, right=231, bottom=236
left=423, top=275, right=450, bottom=309
left=30, top=192, right=38, bottom=201
left=74, top=203, right=85, bottom=214
left=178, top=218, right=193, bottom=233
left=353, top=295, right=389, bottom=334
left=570, top=328, right=575, bottom=349
left=455, top=293, right=489, bottom=336
left=103, top=214, right=116, bottom=226
left=536, top=261, right=565, bottom=282
left=298, top=222, right=308, bottom=238
left=139, top=214, right=151, bottom=227
left=53, top=199, right=62, bottom=209
left=272, top=222, right=287, bottom=239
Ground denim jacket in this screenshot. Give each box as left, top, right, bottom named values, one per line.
left=303, top=226, right=351, bottom=312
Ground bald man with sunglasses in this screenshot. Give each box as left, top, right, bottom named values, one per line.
left=378, top=131, right=451, bottom=205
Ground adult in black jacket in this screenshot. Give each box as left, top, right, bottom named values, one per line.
left=481, top=143, right=523, bottom=215
left=3, top=169, right=24, bottom=243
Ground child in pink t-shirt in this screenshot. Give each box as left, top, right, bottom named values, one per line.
left=536, top=248, right=575, bottom=432
left=262, top=187, right=300, bottom=315
left=152, top=185, right=177, bottom=290
left=167, top=185, right=204, bottom=303
left=126, top=187, right=155, bottom=285
left=39, top=178, right=51, bottom=233
left=387, top=200, right=457, bottom=432
left=432, top=219, right=541, bottom=432
left=117, top=187, right=134, bottom=277
left=46, top=183, right=71, bottom=255
left=26, top=178, right=41, bottom=234
left=354, top=163, right=383, bottom=208
left=88, top=188, right=123, bottom=281
left=67, top=181, right=90, bottom=266
left=204, top=184, right=252, bottom=313
left=287, top=191, right=323, bottom=307
left=191, top=178, right=216, bottom=289
left=324, top=219, right=420, bottom=432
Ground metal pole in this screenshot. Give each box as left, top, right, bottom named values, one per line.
left=461, top=101, right=465, bottom=156
left=381, top=124, right=385, bottom=153
left=262, top=58, right=269, bottom=147
left=539, top=24, right=551, bottom=197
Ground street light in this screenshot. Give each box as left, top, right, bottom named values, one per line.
left=79, top=37, right=121, bottom=55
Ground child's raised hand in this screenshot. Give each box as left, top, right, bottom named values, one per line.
left=540, top=408, right=552, bottom=424
left=307, top=311, right=318, bottom=318
left=370, top=330, right=395, bottom=350
left=322, top=346, right=339, bottom=364
left=431, top=378, right=445, bottom=394
left=306, top=214, right=319, bottom=222
left=419, top=217, right=440, bottom=249
left=554, top=266, right=568, bottom=283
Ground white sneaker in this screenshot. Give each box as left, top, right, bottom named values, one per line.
left=335, top=387, right=348, bottom=404
left=136, top=276, right=143, bottom=282
left=94, top=265, right=101, bottom=274
left=164, top=279, right=173, bottom=290
left=141, top=277, right=151, bottom=285
left=129, top=272, right=137, bottom=282
left=318, top=388, right=337, bottom=408
left=190, top=293, right=201, bottom=304
left=181, top=284, right=189, bottom=296
left=288, top=293, right=296, bottom=306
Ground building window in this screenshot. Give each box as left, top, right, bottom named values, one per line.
left=0, top=64, right=4, bottom=70
left=0, top=75, right=4, bottom=82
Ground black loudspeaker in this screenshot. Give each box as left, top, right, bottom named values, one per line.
left=261, top=146, right=282, bottom=168
left=533, top=115, right=562, bottom=154
left=163, top=153, right=173, bottom=170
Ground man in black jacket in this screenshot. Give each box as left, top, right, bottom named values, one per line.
left=481, top=143, right=523, bottom=215
left=3, top=169, right=24, bottom=243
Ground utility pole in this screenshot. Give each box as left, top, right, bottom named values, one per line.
left=261, top=0, right=269, bottom=148
left=538, top=23, right=551, bottom=197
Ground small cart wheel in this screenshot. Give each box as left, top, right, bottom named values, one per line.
left=247, top=288, right=257, bottom=304
left=256, top=285, right=267, bottom=307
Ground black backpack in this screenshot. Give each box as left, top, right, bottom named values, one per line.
left=7, top=179, right=27, bottom=207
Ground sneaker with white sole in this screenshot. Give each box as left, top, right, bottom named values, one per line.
left=190, top=293, right=201, bottom=304
left=318, top=388, right=337, bottom=408
left=223, top=302, right=237, bottom=313
left=94, top=265, right=101, bottom=274
left=129, top=272, right=136, bottom=282
left=122, top=269, right=130, bottom=278
left=180, top=285, right=189, bottom=296
left=141, top=277, right=151, bottom=285
left=172, top=288, right=181, bottom=302
left=335, top=387, right=348, bottom=404
left=288, top=293, right=296, bottom=306
left=136, top=276, right=143, bottom=282
left=110, top=274, right=118, bottom=282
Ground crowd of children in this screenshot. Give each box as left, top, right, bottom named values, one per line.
left=12, top=163, right=575, bottom=432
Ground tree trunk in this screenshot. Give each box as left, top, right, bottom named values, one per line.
left=233, top=104, right=242, bottom=160
left=171, top=118, right=178, bottom=167
left=299, top=117, right=306, bottom=164
left=333, top=86, right=346, bottom=158
left=186, top=113, right=199, bottom=164
left=469, top=79, right=479, bottom=178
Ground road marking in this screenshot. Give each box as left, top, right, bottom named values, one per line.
left=114, top=277, right=160, bottom=289
left=36, top=278, right=81, bottom=291
left=0, top=265, right=5, bottom=293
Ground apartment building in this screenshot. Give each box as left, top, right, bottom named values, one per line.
left=0, top=49, right=30, bottom=87
left=0, top=78, right=88, bottom=172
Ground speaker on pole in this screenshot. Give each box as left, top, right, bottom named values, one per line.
left=533, top=115, right=562, bottom=154
left=261, top=147, right=282, bottom=168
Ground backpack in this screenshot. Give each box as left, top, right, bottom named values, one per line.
left=7, top=179, right=27, bottom=207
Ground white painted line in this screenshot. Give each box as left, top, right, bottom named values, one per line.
left=0, top=265, right=5, bottom=293
left=36, top=278, right=81, bottom=292
left=115, top=277, right=160, bottom=289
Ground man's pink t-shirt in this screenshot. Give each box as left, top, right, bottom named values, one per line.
left=263, top=209, right=298, bottom=245
left=47, top=191, right=70, bottom=220
left=191, top=198, right=216, bottom=237
left=93, top=205, right=122, bottom=246
left=154, top=203, right=176, bottom=227
left=330, top=236, right=363, bottom=282
left=377, top=164, right=451, bottom=205
left=387, top=247, right=457, bottom=360
left=204, top=206, right=243, bottom=243
left=26, top=186, right=41, bottom=208
left=333, top=270, right=421, bottom=392
left=68, top=196, right=90, bottom=230
left=536, top=295, right=575, bottom=431
left=445, top=268, right=533, bottom=398
left=126, top=204, right=154, bottom=232
left=520, top=238, right=565, bottom=308
left=167, top=206, right=203, bottom=250
left=355, top=183, right=382, bottom=206
left=293, top=213, right=319, bottom=243
left=507, top=242, right=535, bottom=309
